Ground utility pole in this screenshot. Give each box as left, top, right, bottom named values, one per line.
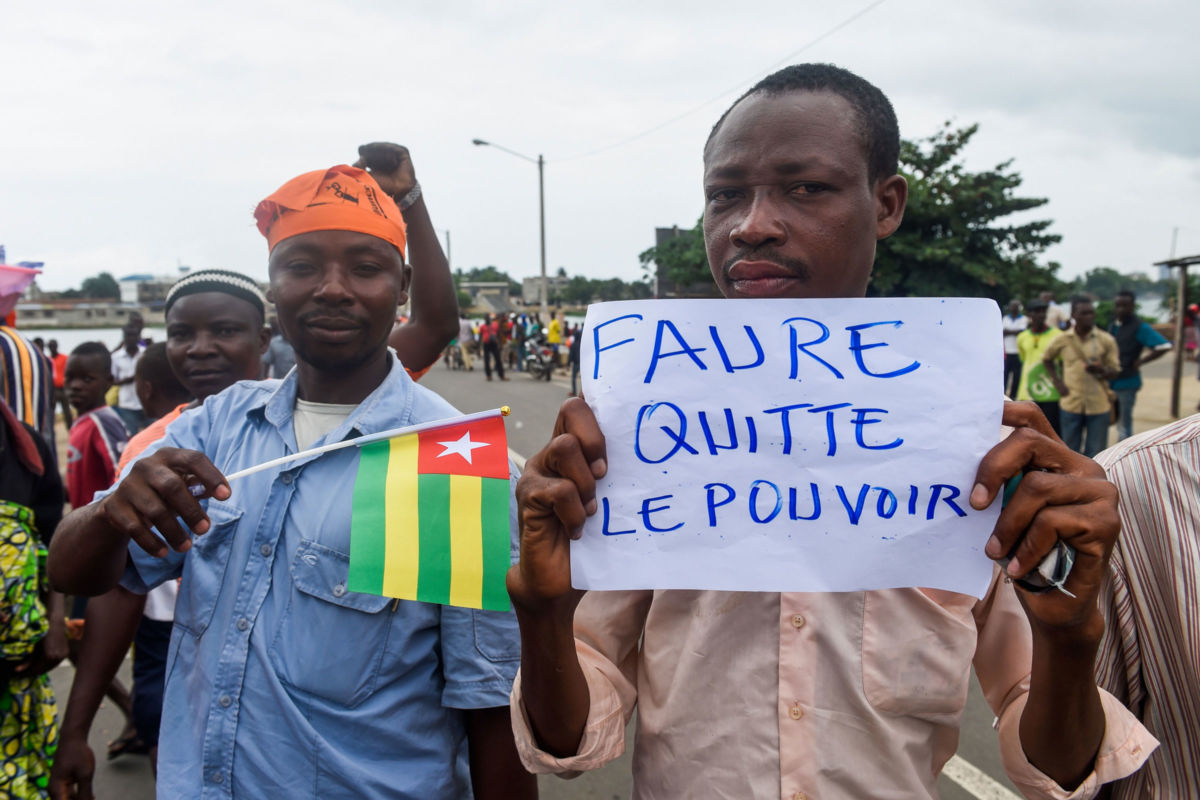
left=443, top=229, right=451, bottom=269
left=538, top=154, right=547, bottom=319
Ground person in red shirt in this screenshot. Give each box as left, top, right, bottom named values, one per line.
left=64, top=343, right=128, bottom=510
left=480, top=313, right=508, bottom=382
left=47, top=338, right=72, bottom=427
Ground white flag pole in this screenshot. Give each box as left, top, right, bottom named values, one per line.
left=218, top=406, right=511, bottom=485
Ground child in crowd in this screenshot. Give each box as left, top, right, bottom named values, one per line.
left=63, top=341, right=137, bottom=742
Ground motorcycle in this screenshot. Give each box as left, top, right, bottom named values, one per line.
left=524, top=336, right=556, bottom=381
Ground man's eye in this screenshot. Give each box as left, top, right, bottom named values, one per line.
left=355, top=262, right=383, bottom=274
left=707, top=189, right=740, bottom=204
left=791, top=183, right=828, bottom=195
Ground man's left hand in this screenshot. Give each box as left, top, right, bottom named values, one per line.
left=354, top=142, right=417, bottom=201
left=970, top=401, right=1119, bottom=634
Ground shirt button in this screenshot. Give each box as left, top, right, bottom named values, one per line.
left=790, top=614, right=806, bottom=629
left=260, top=543, right=272, bottom=557
left=332, top=583, right=346, bottom=598
left=788, top=703, right=804, bottom=721
left=211, top=773, right=224, bottom=784
left=281, top=472, right=293, bottom=485
left=792, top=793, right=807, bottom=800
left=236, top=617, right=249, bottom=631
left=219, top=694, right=232, bottom=708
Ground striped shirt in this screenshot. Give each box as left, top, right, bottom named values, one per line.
left=0, top=325, right=55, bottom=454
left=1094, top=415, right=1200, bottom=798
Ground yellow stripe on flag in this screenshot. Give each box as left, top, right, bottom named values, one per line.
left=448, top=474, right=484, bottom=609
left=382, top=434, right=421, bottom=598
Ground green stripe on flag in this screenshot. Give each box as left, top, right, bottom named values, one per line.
left=348, top=441, right=390, bottom=596
left=417, top=473, right=452, bottom=606
left=480, top=477, right=512, bottom=611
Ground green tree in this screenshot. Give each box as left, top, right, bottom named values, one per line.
left=638, top=220, right=716, bottom=297
left=562, top=276, right=593, bottom=305
left=80, top=271, right=120, bottom=299
left=872, top=123, right=1062, bottom=302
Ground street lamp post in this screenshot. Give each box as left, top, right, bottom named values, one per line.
left=472, top=139, right=548, bottom=319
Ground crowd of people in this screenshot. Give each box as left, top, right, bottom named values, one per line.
left=446, top=311, right=583, bottom=390
left=1004, top=290, right=1172, bottom=457
left=0, top=64, right=1196, bottom=799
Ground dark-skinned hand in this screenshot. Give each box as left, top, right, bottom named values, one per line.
left=93, top=447, right=230, bottom=558
left=970, top=401, right=1119, bottom=633
left=507, top=397, right=606, bottom=612
left=354, top=142, right=417, bottom=201
left=49, top=732, right=95, bottom=800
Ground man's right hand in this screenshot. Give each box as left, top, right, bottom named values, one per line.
left=507, top=397, right=607, bottom=612
left=50, top=733, right=95, bottom=800
left=94, top=447, right=230, bottom=558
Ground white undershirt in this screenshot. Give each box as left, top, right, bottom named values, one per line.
left=293, top=398, right=358, bottom=450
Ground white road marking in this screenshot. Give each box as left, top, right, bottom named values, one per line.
left=507, top=441, right=1018, bottom=800
left=943, top=755, right=1022, bottom=799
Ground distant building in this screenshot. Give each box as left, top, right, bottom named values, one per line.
left=521, top=275, right=569, bottom=306
left=15, top=300, right=150, bottom=328
left=119, top=269, right=192, bottom=306
left=461, top=281, right=515, bottom=314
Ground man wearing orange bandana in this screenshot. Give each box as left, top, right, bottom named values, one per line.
left=49, top=144, right=534, bottom=799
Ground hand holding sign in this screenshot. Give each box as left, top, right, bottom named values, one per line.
left=972, top=401, right=1119, bottom=633
left=508, top=397, right=606, bottom=613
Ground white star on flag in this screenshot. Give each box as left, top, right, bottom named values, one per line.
left=435, top=431, right=491, bottom=464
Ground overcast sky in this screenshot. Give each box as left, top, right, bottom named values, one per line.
left=3, top=0, right=1198, bottom=293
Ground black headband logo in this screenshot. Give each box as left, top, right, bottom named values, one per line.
left=329, top=181, right=359, bottom=204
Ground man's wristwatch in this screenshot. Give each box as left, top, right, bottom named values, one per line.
left=395, top=183, right=422, bottom=211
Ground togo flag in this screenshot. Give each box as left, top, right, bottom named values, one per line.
left=347, top=413, right=512, bottom=611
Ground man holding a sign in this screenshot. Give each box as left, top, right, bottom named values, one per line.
left=508, top=64, right=1155, bottom=798
left=48, top=147, right=533, bottom=799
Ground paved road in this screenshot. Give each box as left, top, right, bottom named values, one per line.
left=78, top=351, right=1199, bottom=798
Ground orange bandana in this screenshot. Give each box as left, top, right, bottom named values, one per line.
left=254, top=165, right=407, bottom=255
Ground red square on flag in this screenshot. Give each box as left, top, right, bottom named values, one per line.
left=417, top=415, right=509, bottom=479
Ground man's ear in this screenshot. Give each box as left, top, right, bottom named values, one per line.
left=398, top=263, right=413, bottom=307
left=874, top=174, right=908, bottom=240
left=258, top=325, right=272, bottom=355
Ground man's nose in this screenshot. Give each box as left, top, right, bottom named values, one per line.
left=313, top=265, right=353, bottom=304
left=188, top=331, right=218, bottom=356
left=730, top=191, right=787, bottom=249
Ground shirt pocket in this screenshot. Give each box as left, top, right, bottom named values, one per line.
left=473, top=609, right=521, bottom=662
left=174, top=501, right=243, bottom=639
left=268, top=539, right=394, bottom=709
left=861, top=588, right=977, bottom=721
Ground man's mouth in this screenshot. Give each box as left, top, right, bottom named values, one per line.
left=302, top=315, right=364, bottom=342
left=186, top=368, right=228, bottom=381
left=725, top=259, right=808, bottom=296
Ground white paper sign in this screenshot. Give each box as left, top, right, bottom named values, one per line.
left=574, top=298, right=1003, bottom=599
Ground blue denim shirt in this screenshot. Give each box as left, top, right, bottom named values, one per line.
left=106, top=356, right=522, bottom=799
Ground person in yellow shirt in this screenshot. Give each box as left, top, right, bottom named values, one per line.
left=1042, top=298, right=1119, bottom=457
left=1016, top=299, right=1064, bottom=435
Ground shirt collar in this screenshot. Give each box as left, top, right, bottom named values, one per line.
left=251, top=351, right=415, bottom=453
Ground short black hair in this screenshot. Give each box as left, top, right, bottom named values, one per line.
left=1071, top=295, right=1095, bottom=314
left=135, top=342, right=190, bottom=402
left=69, top=341, right=112, bottom=373
left=1116, top=288, right=1136, bottom=301
left=706, top=63, right=900, bottom=184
